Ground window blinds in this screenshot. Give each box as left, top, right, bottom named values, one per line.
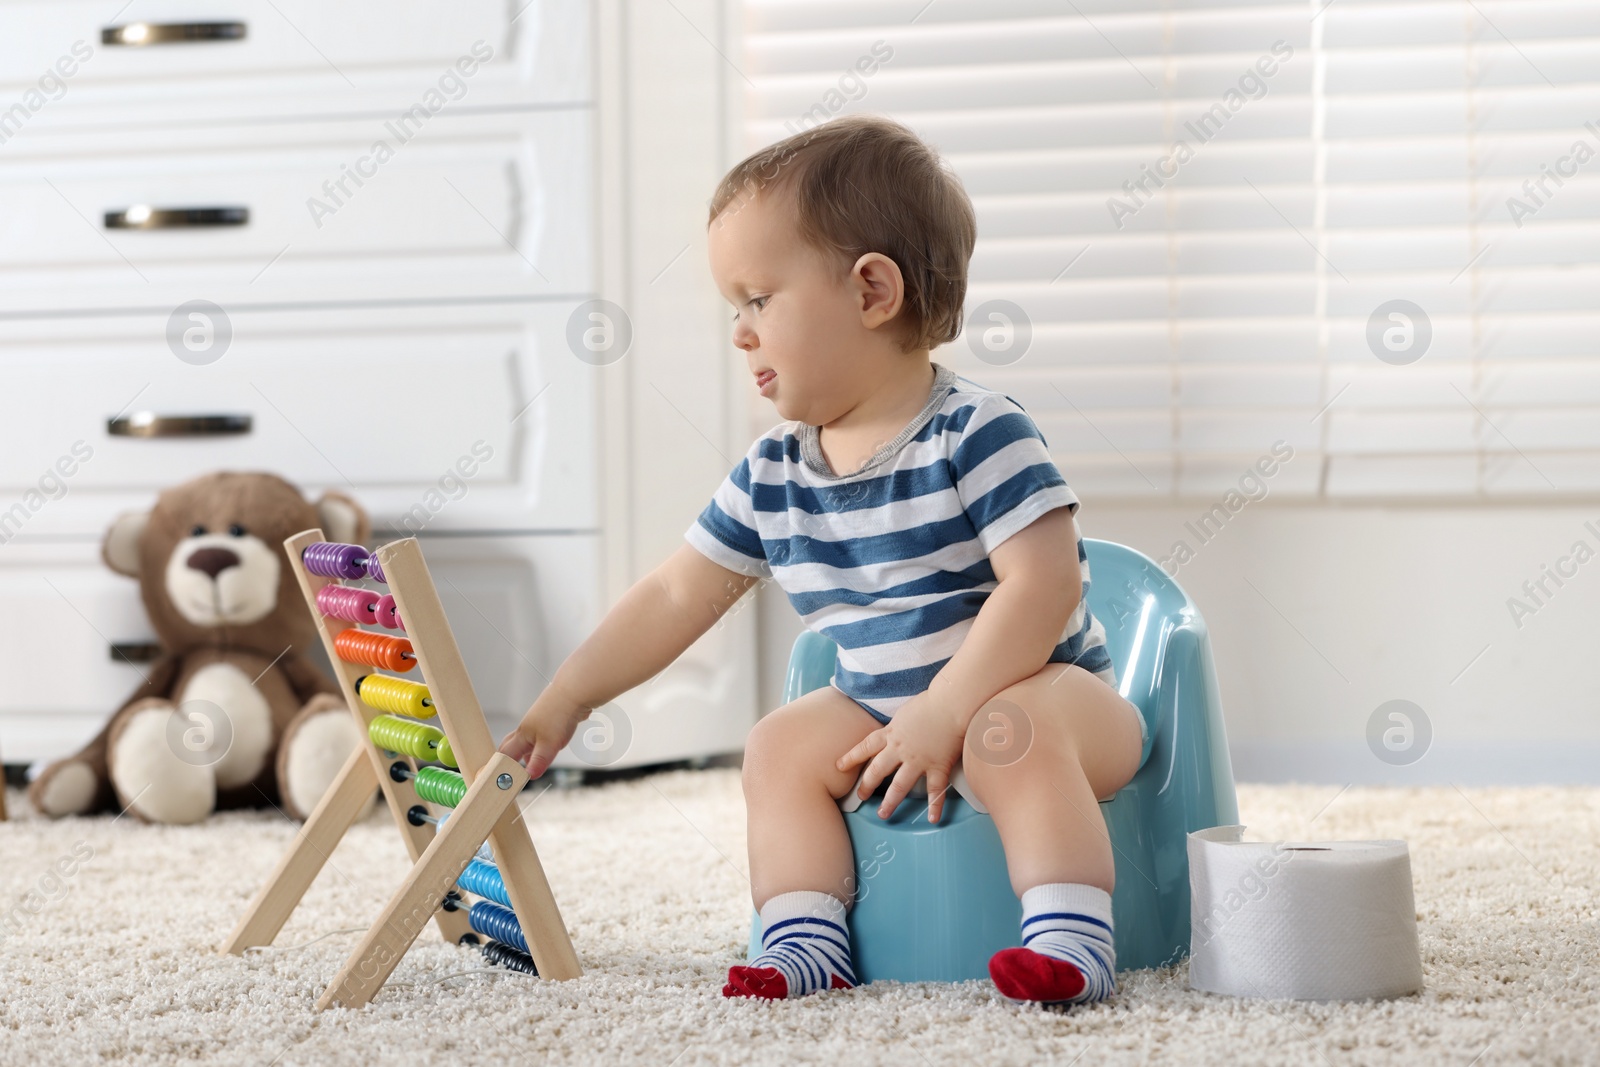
left=738, top=0, right=1600, bottom=500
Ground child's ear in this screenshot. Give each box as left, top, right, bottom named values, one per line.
left=851, top=252, right=906, bottom=331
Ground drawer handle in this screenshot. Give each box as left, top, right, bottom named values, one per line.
left=110, top=642, right=163, bottom=665
left=107, top=413, right=253, bottom=438
left=101, top=22, right=247, bottom=46
left=105, top=206, right=249, bottom=230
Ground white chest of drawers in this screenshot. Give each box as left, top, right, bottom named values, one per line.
left=0, top=0, right=758, bottom=771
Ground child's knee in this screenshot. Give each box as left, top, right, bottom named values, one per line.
left=962, top=691, right=1053, bottom=775
left=742, top=703, right=857, bottom=797
left=741, top=708, right=807, bottom=786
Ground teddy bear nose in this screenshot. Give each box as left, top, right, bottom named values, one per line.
left=187, top=546, right=241, bottom=579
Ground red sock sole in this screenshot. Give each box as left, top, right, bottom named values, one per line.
left=722, top=966, right=853, bottom=999
left=988, top=947, right=1088, bottom=1003
left=724, top=965, right=788, bottom=1000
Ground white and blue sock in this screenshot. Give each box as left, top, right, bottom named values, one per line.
left=989, top=883, right=1117, bottom=1006
left=724, top=890, right=857, bottom=999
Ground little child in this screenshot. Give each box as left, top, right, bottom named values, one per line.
left=500, top=114, right=1148, bottom=1008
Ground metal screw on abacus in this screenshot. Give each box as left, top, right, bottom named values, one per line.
left=1366, top=299, right=1431, bottom=365
left=165, top=698, right=234, bottom=767
left=966, top=696, right=1034, bottom=768
left=566, top=703, right=633, bottom=768
left=1365, top=699, right=1432, bottom=766
left=166, top=299, right=232, bottom=365
left=566, top=299, right=632, bottom=367
left=965, top=299, right=1032, bottom=367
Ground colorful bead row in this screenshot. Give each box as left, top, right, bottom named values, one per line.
left=334, top=629, right=415, bottom=673
left=457, top=858, right=510, bottom=908
left=413, top=766, right=468, bottom=809
left=479, top=939, right=538, bottom=975
left=355, top=675, right=432, bottom=718
left=302, top=541, right=386, bottom=583
left=367, top=715, right=456, bottom=768
left=315, top=585, right=404, bottom=632
left=468, top=900, right=527, bottom=954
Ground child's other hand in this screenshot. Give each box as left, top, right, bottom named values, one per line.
left=497, top=694, right=585, bottom=780
left=497, top=727, right=538, bottom=770
left=835, top=692, right=967, bottom=823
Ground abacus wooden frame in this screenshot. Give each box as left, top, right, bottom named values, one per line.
left=219, top=529, right=581, bottom=1009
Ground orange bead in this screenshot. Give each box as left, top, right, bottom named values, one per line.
left=334, top=628, right=416, bottom=673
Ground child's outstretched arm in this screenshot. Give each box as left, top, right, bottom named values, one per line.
left=497, top=544, right=762, bottom=778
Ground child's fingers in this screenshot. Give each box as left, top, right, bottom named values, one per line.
left=497, top=729, right=534, bottom=763
left=876, top=762, right=923, bottom=819
left=854, top=746, right=899, bottom=802
left=523, top=737, right=564, bottom=781
left=923, top=766, right=952, bottom=824
left=836, top=728, right=887, bottom=775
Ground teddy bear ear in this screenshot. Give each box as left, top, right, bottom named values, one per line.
left=315, top=491, right=371, bottom=546
left=102, top=510, right=150, bottom=577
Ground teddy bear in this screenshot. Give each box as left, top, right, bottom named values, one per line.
left=27, top=471, right=376, bottom=825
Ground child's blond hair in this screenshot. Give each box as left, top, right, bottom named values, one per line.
left=709, top=114, right=977, bottom=352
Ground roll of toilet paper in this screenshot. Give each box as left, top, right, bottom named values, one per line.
left=1187, top=825, right=1424, bottom=1001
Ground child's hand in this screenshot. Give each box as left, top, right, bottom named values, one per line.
left=835, top=692, right=968, bottom=823
left=497, top=692, right=587, bottom=780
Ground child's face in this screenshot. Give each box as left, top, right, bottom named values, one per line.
left=707, top=190, right=882, bottom=426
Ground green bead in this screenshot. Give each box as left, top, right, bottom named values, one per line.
left=368, top=715, right=444, bottom=762
left=414, top=766, right=468, bottom=808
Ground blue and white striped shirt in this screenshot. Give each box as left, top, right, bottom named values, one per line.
left=684, top=362, right=1114, bottom=724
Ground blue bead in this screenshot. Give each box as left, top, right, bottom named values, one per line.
left=458, top=859, right=511, bottom=908
left=468, top=901, right=527, bottom=954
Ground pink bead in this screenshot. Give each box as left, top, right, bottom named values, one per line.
left=376, top=593, right=404, bottom=631
left=315, top=584, right=380, bottom=625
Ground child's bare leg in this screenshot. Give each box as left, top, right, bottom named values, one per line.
left=960, top=662, right=1144, bottom=1006
left=961, top=663, right=1143, bottom=895
left=742, top=684, right=882, bottom=906
left=727, top=685, right=879, bottom=999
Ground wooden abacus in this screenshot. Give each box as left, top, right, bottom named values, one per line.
left=221, top=530, right=580, bottom=1009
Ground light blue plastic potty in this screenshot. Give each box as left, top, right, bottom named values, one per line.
left=745, top=539, right=1239, bottom=982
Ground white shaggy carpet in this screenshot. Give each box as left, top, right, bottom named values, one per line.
left=2, top=770, right=1597, bottom=1066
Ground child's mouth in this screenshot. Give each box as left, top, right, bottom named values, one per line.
left=755, top=370, right=777, bottom=394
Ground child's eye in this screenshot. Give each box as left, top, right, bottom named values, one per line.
left=731, top=297, right=768, bottom=323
